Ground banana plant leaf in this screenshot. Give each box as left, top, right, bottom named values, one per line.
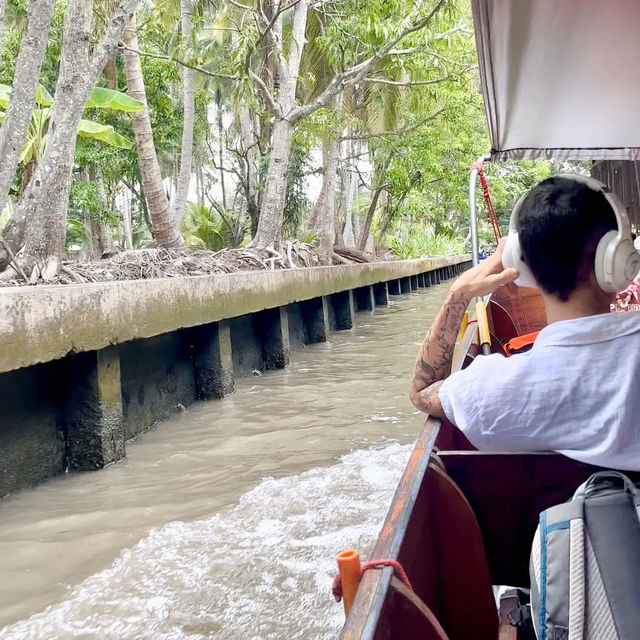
left=0, top=85, right=10, bottom=108
left=85, top=87, right=143, bottom=112
left=77, top=119, right=134, bottom=149
left=36, top=85, right=54, bottom=107
left=0, top=84, right=142, bottom=112
left=0, top=83, right=53, bottom=108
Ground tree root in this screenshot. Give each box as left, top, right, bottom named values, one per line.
left=333, top=245, right=372, bottom=263
left=0, top=234, right=28, bottom=282
left=0, top=254, right=61, bottom=284
left=331, top=250, right=351, bottom=265
left=0, top=242, right=332, bottom=287
left=60, top=264, right=87, bottom=283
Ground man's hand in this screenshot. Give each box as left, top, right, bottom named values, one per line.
left=451, top=238, right=519, bottom=299
left=409, top=239, right=518, bottom=418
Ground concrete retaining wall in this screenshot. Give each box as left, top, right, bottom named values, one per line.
left=0, top=256, right=470, bottom=497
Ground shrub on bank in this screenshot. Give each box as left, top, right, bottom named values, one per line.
left=387, top=226, right=466, bottom=259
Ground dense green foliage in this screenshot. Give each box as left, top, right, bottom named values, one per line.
left=0, top=0, right=562, bottom=265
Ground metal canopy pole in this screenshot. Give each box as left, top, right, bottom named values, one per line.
left=469, top=165, right=481, bottom=267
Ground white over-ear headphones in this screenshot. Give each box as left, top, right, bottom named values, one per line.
left=502, top=174, right=640, bottom=293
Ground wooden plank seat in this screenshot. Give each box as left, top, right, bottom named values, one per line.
left=438, top=451, right=640, bottom=587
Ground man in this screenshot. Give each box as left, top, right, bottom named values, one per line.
left=410, top=176, right=640, bottom=469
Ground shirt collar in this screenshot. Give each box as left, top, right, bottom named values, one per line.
left=535, top=311, right=640, bottom=348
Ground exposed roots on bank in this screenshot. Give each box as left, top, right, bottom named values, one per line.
left=0, top=241, right=376, bottom=287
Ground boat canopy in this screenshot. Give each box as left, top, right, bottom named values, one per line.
left=471, top=0, right=640, bottom=162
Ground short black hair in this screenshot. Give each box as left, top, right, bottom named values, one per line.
left=517, top=177, right=617, bottom=301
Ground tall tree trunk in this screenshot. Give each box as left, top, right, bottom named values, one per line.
left=15, top=0, right=140, bottom=277
left=170, top=0, right=194, bottom=226
left=104, top=55, right=118, bottom=90
left=215, top=89, right=227, bottom=212
left=250, top=0, right=309, bottom=249
left=310, top=136, right=340, bottom=261
left=20, top=0, right=93, bottom=272
left=341, top=138, right=357, bottom=247
left=239, top=107, right=260, bottom=237
left=250, top=117, right=295, bottom=248
left=352, top=173, right=361, bottom=243
left=123, top=15, right=183, bottom=247
left=344, top=174, right=358, bottom=247
left=0, top=0, right=56, bottom=269
left=121, top=189, right=133, bottom=249
left=358, top=186, right=385, bottom=251
left=95, top=169, right=115, bottom=256
left=357, top=154, right=392, bottom=250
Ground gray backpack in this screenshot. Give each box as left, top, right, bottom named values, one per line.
left=530, top=471, right=640, bottom=640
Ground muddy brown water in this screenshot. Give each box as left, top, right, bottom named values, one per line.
left=0, top=283, right=452, bottom=639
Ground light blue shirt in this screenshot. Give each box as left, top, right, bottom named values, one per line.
left=440, top=311, right=640, bottom=470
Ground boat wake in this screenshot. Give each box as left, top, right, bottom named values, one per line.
left=0, top=442, right=411, bottom=640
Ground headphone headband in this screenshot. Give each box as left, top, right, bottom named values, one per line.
left=510, top=174, right=629, bottom=237
left=504, top=173, right=640, bottom=293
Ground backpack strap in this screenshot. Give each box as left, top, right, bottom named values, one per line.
left=578, top=471, right=640, bottom=640
left=574, top=471, right=640, bottom=501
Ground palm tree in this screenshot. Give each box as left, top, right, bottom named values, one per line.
left=122, top=13, right=183, bottom=247
left=169, top=0, right=195, bottom=226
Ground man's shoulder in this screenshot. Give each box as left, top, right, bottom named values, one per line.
left=536, top=311, right=640, bottom=348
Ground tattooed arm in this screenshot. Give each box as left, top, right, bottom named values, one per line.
left=409, top=289, right=470, bottom=417
left=410, top=241, right=518, bottom=418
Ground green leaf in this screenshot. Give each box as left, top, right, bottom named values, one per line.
left=19, top=132, right=44, bottom=165
left=36, top=85, right=53, bottom=107
left=0, top=84, right=11, bottom=109
left=77, top=119, right=134, bottom=149
left=0, top=84, right=53, bottom=108
left=85, top=87, right=144, bottom=112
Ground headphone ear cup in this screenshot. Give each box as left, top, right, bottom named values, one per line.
left=503, top=232, right=537, bottom=288
left=596, top=232, right=640, bottom=293
left=620, top=240, right=640, bottom=285
left=594, top=231, right=617, bottom=292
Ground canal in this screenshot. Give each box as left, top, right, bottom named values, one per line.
left=0, top=282, right=452, bottom=639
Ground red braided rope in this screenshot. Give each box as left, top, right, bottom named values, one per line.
left=477, top=169, right=503, bottom=241
left=332, top=559, right=413, bottom=603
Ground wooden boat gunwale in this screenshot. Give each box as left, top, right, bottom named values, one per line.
left=341, top=417, right=441, bottom=639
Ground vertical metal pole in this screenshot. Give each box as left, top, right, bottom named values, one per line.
left=469, top=156, right=492, bottom=355
left=469, top=166, right=480, bottom=268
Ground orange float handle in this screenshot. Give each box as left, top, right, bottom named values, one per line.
left=333, top=553, right=414, bottom=618
left=335, top=549, right=361, bottom=615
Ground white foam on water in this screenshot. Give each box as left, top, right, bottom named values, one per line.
left=0, top=442, right=412, bottom=640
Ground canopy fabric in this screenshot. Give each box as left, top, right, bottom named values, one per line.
left=472, top=0, right=640, bottom=161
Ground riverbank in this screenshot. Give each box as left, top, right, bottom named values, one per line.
left=0, top=256, right=469, bottom=497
